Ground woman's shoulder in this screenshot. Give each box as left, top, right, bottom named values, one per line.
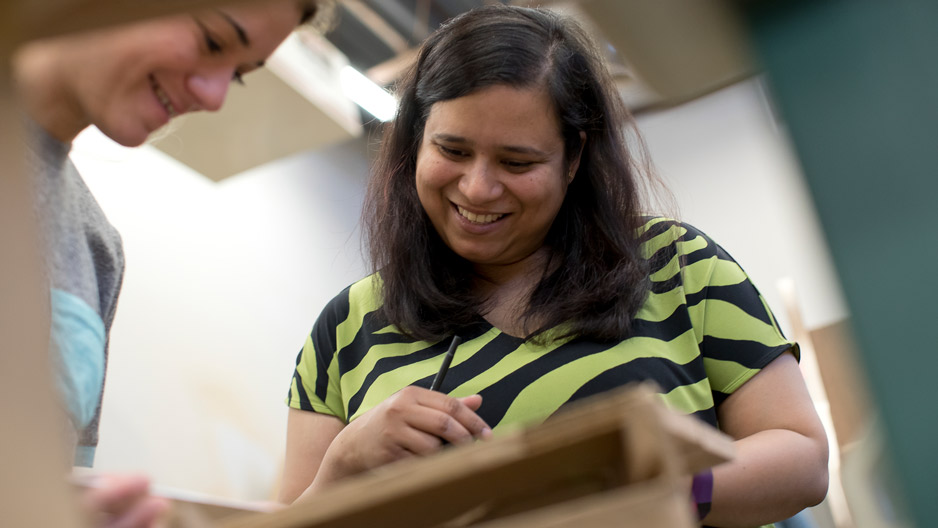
left=315, top=273, right=384, bottom=323
left=636, top=216, right=716, bottom=257
left=347, top=273, right=384, bottom=305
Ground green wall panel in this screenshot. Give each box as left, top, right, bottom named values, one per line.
left=743, top=1, right=938, bottom=526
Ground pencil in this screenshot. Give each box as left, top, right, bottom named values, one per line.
left=430, top=335, right=462, bottom=391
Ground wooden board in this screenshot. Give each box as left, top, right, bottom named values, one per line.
left=9, top=0, right=278, bottom=45
left=809, top=320, right=873, bottom=449
left=220, top=383, right=733, bottom=528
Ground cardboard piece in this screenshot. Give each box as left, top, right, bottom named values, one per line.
left=809, top=320, right=873, bottom=449
left=220, top=383, right=734, bottom=528
left=574, top=0, right=757, bottom=106
left=1, top=48, right=85, bottom=528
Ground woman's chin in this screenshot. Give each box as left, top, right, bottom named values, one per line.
left=100, top=124, right=152, bottom=148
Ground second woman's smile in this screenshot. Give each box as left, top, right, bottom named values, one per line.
left=455, top=205, right=506, bottom=225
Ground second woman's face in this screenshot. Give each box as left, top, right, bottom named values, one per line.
left=58, top=0, right=301, bottom=146
left=415, top=84, right=579, bottom=270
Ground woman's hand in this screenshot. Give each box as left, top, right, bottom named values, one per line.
left=80, top=474, right=170, bottom=528
left=282, top=386, right=492, bottom=503
left=321, top=386, right=492, bottom=481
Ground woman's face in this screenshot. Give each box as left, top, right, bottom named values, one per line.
left=54, top=0, right=301, bottom=146
left=415, top=84, right=580, bottom=271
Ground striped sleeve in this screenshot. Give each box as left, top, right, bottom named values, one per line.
left=286, top=285, right=352, bottom=422
left=678, top=223, right=798, bottom=405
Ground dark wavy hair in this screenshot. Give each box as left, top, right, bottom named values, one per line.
left=364, top=4, right=654, bottom=343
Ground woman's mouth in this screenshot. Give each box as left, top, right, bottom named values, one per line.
left=150, top=75, right=177, bottom=118
left=457, top=205, right=505, bottom=225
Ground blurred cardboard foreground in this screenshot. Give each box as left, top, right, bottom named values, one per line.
left=219, top=383, right=734, bottom=528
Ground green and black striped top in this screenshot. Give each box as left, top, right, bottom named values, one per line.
left=287, top=218, right=797, bottom=435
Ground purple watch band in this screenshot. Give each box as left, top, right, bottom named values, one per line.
left=691, top=468, right=713, bottom=520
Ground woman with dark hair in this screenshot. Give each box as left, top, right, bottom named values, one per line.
left=282, top=5, right=828, bottom=526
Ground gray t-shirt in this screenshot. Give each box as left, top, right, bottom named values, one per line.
left=27, top=122, right=125, bottom=466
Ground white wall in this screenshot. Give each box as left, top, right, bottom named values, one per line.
left=73, top=131, right=370, bottom=500
left=71, top=78, right=847, bottom=502
left=635, top=79, right=848, bottom=333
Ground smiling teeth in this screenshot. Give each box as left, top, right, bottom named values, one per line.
left=151, top=78, right=176, bottom=118
left=457, top=206, right=504, bottom=224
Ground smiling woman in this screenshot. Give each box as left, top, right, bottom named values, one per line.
left=15, top=0, right=324, bottom=147
left=281, top=5, right=829, bottom=528
left=12, top=1, right=330, bottom=527
left=15, top=0, right=328, bottom=468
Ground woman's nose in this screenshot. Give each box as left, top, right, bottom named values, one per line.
left=458, top=161, right=503, bottom=204
left=186, top=69, right=233, bottom=112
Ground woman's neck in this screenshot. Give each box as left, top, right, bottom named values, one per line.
left=13, top=40, right=88, bottom=143
left=472, top=247, right=552, bottom=338
left=472, top=247, right=551, bottom=289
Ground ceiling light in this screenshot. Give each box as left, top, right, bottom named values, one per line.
left=339, top=65, right=398, bottom=122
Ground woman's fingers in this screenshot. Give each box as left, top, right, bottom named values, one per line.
left=401, top=404, right=477, bottom=447
left=391, top=424, right=447, bottom=456
left=414, top=389, right=491, bottom=440
left=106, top=497, right=170, bottom=528
left=458, top=394, right=483, bottom=411
left=80, top=474, right=170, bottom=528
left=82, top=474, right=150, bottom=514
left=380, top=392, right=491, bottom=455
left=326, top=386, right=492, bottom=479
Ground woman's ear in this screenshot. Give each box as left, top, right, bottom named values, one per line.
left=566, top=131, right=587, bottom=184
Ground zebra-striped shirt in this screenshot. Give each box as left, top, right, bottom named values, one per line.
left=287, top=218, right=796, bottom=434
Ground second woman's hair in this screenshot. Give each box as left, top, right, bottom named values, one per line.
left=365, top=4, right=655, bottom=343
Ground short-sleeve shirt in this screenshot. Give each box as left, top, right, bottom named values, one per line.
left=287, top=218, right=797, bottom=434
left=27, top=120, right=124, bottom=467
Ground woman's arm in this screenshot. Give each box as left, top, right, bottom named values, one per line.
left=705, top=351, right=829, bottom=527
left=279, top=387, right=491, bottom=504
left=279, top=409, right=345, bottom=504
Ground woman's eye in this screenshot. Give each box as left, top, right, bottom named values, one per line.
left=197, top=21, right=223, bottom=53
left=438, top=145, right=466, bottom=158
left=205, top=35, right=222, bottom=53
left=503, top=160, right=534, bottom=170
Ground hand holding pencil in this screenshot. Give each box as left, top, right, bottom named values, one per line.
left=312, top=336, right=491, bottom=485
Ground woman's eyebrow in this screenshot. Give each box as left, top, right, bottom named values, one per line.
left=217, top=10, right=250, bottom=46
left=503, top=145, right=548, bottom=156
left=432, top=133, right=549, bottom=156
left=432, top=133, right=470, bottom=144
